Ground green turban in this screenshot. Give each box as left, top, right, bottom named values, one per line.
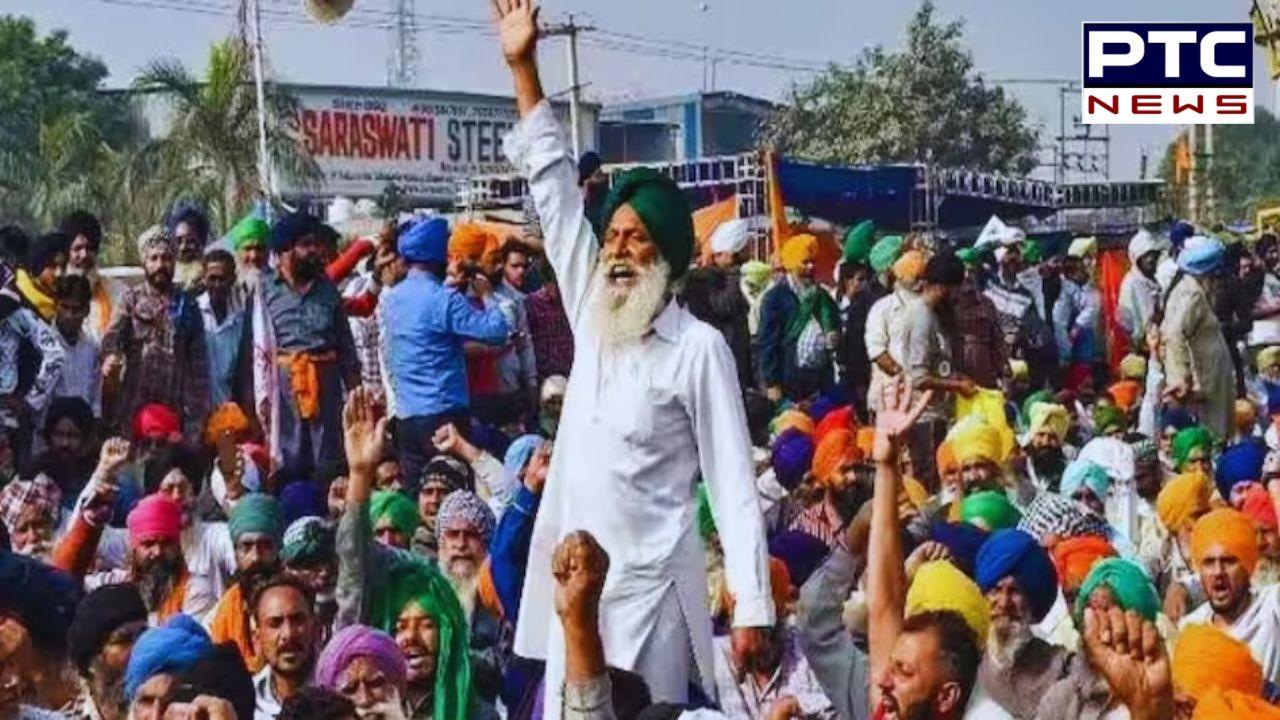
left=228, top=494, right=283, bottom=543
left=696, top=483, right=716, bottom=541
left=1092, top=405, right=1127, bottom=435
left=1022, top=239, right=1043, bottom=264
left=842, top=220, right=875, bottom=264
left=368, top=490, right=421, bottom=536
left=956, top=247, right=986, bottom=267
left=374, top=562, right=471, bottom=720
left=741, top=260, right=771, bottom=291
left=960, top=490, right=1022, bottom=531
left=869, top=235, right=905, bottom=274
left=1172, top=426, right=1215, bottom=471
left=280, top=517, right=333, bottom=565
left=229, top=215, right=270, bottom=251
left=1073, top=557, right=1159, bottom=623
left=600, top=168, right=695, bottom=279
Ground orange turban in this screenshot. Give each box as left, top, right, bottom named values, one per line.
left=1174, top=624, right=1262, bottom=701
left=448, top=223, right=495, bottom=262
left=1051, top=535, right=1116, bottom=590
left=1106, top=380, right=1142, bottom=412
left=937, top=442, right=958, bottom=476
left=204, top=402, right=251, bottom=447
left=812, top=429, right=862, bottom=487
left=1157, top=472, right=1210, bottom=533
left=779, top=234, right=818, bottom=273
left=723, top=557, right=792, bottom=619
left=772, top=409, right=814, bottom=437
left=814, top=406, right=856, bottom=444
left=1191, top=508, right=1261, bottom=575
left=892, top=250, right=927, bottom=283
left=856, top=427, right=876, bottom=459
left=1192, top=688, right=1280, bottom=719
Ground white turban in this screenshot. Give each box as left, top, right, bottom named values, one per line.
left=975, top=215, right=1024, bottom=249
left=709, top=218, right=750, bottom=255
left=1068, top=236, right=1098, bottom=259
left=1127, top=228, right=1169, bottom=264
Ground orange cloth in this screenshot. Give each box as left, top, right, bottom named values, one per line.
left=204, top=402, right=252, bottom=447
left=722, top=557, right=792, bottom=618
left=1157, top=472, right=1211, bottom=533
left=1098, top=247, right=1129, bottom=374
left=208, top=582, right=264, bottom=674
left=694, top=195, right=740, bottom=264
left=773, top=409, right=814, bottom=437
left=780, top=235, right=818, bottom=273
left=278, top=351, right=336, bottom=421
left=856, top=427, right=876, bottom=459
left=1052, top=535, right=1116, bottom=590
left=1106, top=380, right=1142, bottom=412
left=478, top=558, right=503, bottom=620
left=767, top=150, right=789, bottom=256
left=1192, top=688, right=1280, bottom=719
left=1191, top=508, right=1261, bottom=575
left=155, top=568, right=190, bottom=625
left=1174, top=625, right=1263, bottom=700
left=936, top=442, right=958, bottom=476
left=448, top=223, right=495, bottom=262
left=812, top=429, right=861, bottom=487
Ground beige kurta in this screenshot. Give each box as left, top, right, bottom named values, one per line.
left=1160, top=274, right=1233, bottom=439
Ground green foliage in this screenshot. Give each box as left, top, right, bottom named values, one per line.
left=1158, top=109, right=1280, bottom=223
left=763, top=0, right=1040, bottom=175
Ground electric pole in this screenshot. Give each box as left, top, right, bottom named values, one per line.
left=242, top=0, right=273, bottom=198
left=543, top=14, right=593, bottom=158
left=388, top=0, right=419, bottom=88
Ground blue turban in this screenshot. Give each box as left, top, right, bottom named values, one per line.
left=469, top=420, right=511, bottom=462
left=1160, top=406, right=1196, bottom=433
left=279, top=481, right=327, bottom=528
left=398, top=217, right=449, bottom=264
left=504, top=434, right=546, bottom=483
left=1216, top=441, right=1267, bottom=501
left=124, top=614, right=214, bottom=701
left=1170, top=220, right=1195, bottom=250
left=270, top=212, right=319, bottom=253
left=975, top=529, right=1059, bottom=622
left=772, top=428, right=814, bottom=490
left=930, top=520, right=989, bottom=576
left=768, top=531, right=829, bottom=587
left=1177, top=235, right=1224, bottom=276
left=808, top=395, right=839, bottom=424
left=1266, top=381, right=1280, bottom=416
left=0, top=551, right=81, bottom=652
left=1060, top=459, right=1113, bottom=501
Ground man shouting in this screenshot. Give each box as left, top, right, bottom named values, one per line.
left=495, top=0, right=774, bottom=712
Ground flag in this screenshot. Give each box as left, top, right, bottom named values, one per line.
left=693, top=194, right=739, bottom=265
left=250, top=281, right=281, bottom=472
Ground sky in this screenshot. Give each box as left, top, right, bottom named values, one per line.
left=9, top=0, right=1274, bottom=182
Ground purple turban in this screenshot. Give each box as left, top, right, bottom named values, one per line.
left=315, top=624, right=406, bottom=692
left=768, top=531, right=829, bottom=587
left=975, top=529, right=1058, bottom=622
left=772, top=428, right=814, bottom=491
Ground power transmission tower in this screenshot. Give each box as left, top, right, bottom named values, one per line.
left=388, top=0, right=419, bottom=88
left=543, top=14, right=594, bottom=158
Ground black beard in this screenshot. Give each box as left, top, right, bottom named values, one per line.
left=146, top=271, right=173, bottom=292
left=1029, top=446, right=1066, bottom=474
left=292, top=257, right=322, bottom=283
left=89, top=657, right=128, bottom=720
left=235, top=561, right=283, bottom=598
left=132, top=553, right=184, bottom=611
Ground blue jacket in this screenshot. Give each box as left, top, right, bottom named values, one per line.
left=756, top=281, right=801, bottom=388
left=382, top=269, right=510, bottom=418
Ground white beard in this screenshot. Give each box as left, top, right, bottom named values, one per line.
left=239, top=266, right=263, bottom=292
left=587, top=257, right=671, bottom=351
left=444, top=566, right=480, bottom=622
left=356, top=690, right=407, bottom=720
left=987, top=618, right=1033, bottom=669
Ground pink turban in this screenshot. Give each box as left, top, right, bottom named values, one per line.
left=315, top=624, right=406, bottom=692
left=127, top=495, right=183, bottom=545
left=132, top=403, right=182, bottom=444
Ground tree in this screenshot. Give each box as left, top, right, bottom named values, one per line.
left=134, top=38, right=319, bottom=232
left=1159, top=109, right=1280, bottom=223
left=762, top=1, right=1040, bottom=175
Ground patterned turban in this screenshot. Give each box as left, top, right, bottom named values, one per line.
left=1017, top=492, right=1110, bottom=542
left=436, top=491, right=495, bottom=545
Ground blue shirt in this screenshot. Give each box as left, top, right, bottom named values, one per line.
left=382, top=269, right=510, bottom=417
left=198, top=293, right=244, bottom=407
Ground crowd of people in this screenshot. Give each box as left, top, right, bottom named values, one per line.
left=1, top=2, right=1280, bottom=719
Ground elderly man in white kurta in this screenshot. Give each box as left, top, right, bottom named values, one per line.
left=494, top=0, right=774, bottom=712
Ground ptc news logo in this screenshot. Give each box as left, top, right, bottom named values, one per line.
left=1082, top=22, right=1255, bottom=124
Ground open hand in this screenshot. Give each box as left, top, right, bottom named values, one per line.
left=492, top=0, right=540, bottom=66
left=342, top=387, right=387, bottom=475
left=1082, top=607, right=1171, bottom=720
left=552, top=531, right=610, bottom=628
left=872, top=376, right=932, bottom=465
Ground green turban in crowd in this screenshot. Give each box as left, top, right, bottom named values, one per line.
left=369, top=490, right=421, bottom=536
left=741, top=260, right=772, bottom=291
left=599, top=167, right=695, bottom=279
left=1073, top=557, right=1159, bottom=623
left=1172, top=426, right=1215, bottom=471
left=1022, top=239, right=1043, bottom=264
left=228, top=494, right=283, bottom=543
left=1092, top=404, right=1127, bottom=436
left=696, top=483, right=716, bottom=542
left=229, top=215, right=270, bottom=251
left=373, top=561, right=471, bottom=720
left=280, top=517, right=334, bottom=565
left=869, top=235, right=905, bottom=275
left=842, top=220, right=875, bottom=265
left=956, top=247, right=986, bottom=267
left=960, top=490, right=1022, bottom=531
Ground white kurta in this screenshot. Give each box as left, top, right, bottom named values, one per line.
left=505, top=101, right=773, bottom=710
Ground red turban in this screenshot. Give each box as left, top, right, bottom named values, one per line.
left=814, top=406, right=856, bottom=444
left=127, top=495, right=183, bottom=545
left=132, top=404, right=181, bottom=444
left=1240, top=486, right=1279, bottom=531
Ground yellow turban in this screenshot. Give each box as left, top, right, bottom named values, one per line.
left=812, top=429, right=862, bottom=488
left=1191, top=508, right=1261, bottom=575
left=1119, top=354, right=1147, bottom=380
left=1174, top=625, right=1262, bottom=701
left=1259, top=346, right=1280, bottom=374
left=448, top=223, right=495, bottom=262
left=204, top=403, right=251, bottom=448
left=1157, top=472, right=1210, bottom=533
left=892, top=250, right=927, bottom=283
left=771, top=409, right=814, bottom=438
left=901, top=476, right=930, bottom=510
left=906, top=560, right=990, bottom=644
left=1008, top=359, right=1030, bottom=382
left=1027, top=403, right=1070, bottom=443
left=779, top=234, right=818, bottom=273
left=948, top=417, right=1003, bottom=466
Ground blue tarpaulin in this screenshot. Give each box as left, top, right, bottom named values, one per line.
left=775, top=160, right=917, bottom=229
